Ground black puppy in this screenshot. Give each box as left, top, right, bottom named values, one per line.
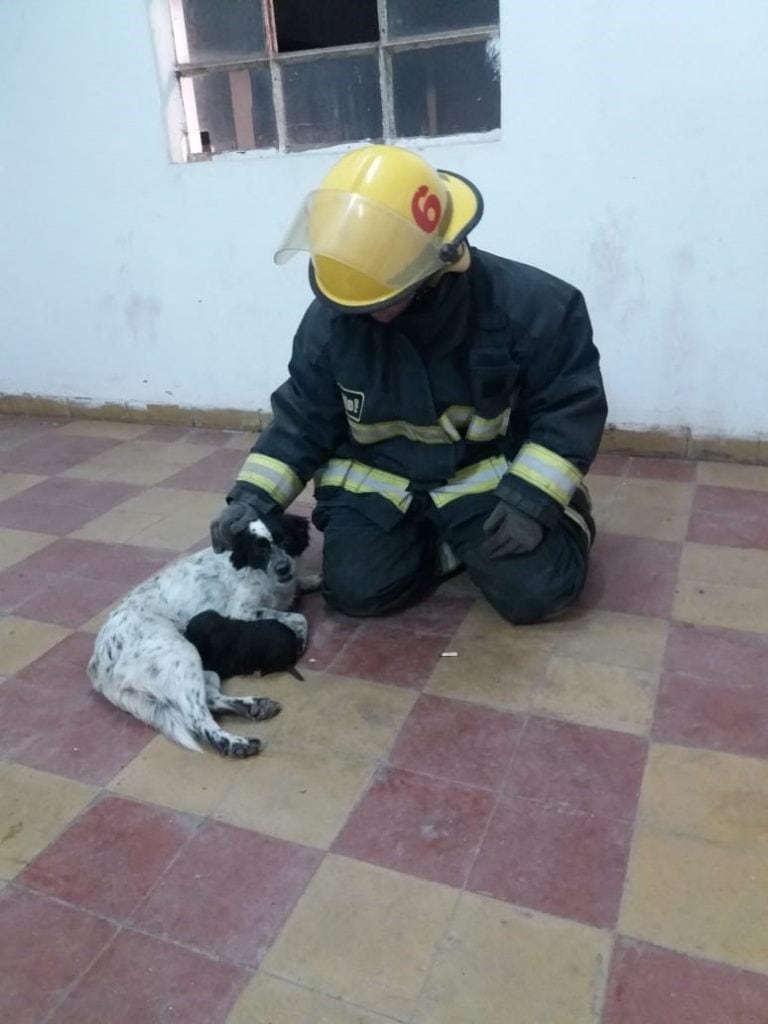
left=185, top=609, right=305, bottom=681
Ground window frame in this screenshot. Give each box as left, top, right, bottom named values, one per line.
left=165, top=0, right=500, bottom=161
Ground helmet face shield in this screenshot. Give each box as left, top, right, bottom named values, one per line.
left=273, top=145, right=483, bottom=311
left=275, top=190, right=448, bottom=309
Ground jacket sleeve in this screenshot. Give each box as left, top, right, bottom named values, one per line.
left=496, top=290, right=608, bottom=528
left=227, top=308, right=348, bottom=515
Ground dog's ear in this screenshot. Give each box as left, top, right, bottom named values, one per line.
left=276, top=513, right=310, bottom=557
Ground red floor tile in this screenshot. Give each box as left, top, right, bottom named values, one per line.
left=183, top=428, right=237, bottom=446
left=687, top=485, right=768, bottom=549
left=20, top=795, right=197, bottom=919
left=590, top=454, right=629, bottom=476
left=15, top=537, right=177, bottom=588
left=0, top=888, right=117, bottom=1024
left=14, top=574, right=127, bottom=628
left=0, top=564, right=54, bottom=613
left=329, top=622, right=452, bottom=687
left=333, top=765, right=495, bottom=887
left=0, top=434, right=120, bottom=474
left=298, top=591, right=361, bottom=671
left=0, top=477, right=139, bottom=534
left=130, top=821, right=321, bottom=967
left=664, top=622, right=768, bottom=687
left=578, top=534, right=682, bottom=617
left=627, top=457, right=697, bottom=481
left=0, top=675, right=153, bottom=785
left=503, top=718, right=647, bottom=819
left=468, top=797, right=632, bottom=928
left=654, top=671, right=768, bottom=758
left=389, top=694, right=524, bottom=790
left=160, top=448, right=246, bottom=491
left=603, top=938, right=768, bottom=1024
left=378, top=594, right=474, bottom=636
left=47, top=928, right=247, bottom=1024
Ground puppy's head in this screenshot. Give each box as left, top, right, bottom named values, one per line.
left=229, top=519, right=273, bottom=572
left=264, top=512, right=310, bottom=558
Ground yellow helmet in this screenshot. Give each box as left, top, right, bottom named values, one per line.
left=274, top=145, right=483, bottom=312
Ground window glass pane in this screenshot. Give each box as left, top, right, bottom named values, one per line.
left=281, top=54, right=383, bottom=150
left=386, top=0, right=498, bottom=38
left=275, top=0, right=379, bottom=52
left=189, top=65, right=277, bottom=153
left=182, top=0, right=267, bottom=63
left=392, top=40, right=500, bottom=138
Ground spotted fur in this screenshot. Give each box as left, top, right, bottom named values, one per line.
left=88, top=513, right=310, bottom=757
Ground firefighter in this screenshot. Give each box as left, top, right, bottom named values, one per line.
left=210, top=145, right=607, bottom=624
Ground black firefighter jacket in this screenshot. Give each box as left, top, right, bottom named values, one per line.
left=228, top=248, right=608, bottom=533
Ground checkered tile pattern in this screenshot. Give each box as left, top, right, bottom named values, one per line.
left=2, top=415, right=768, bottom=1023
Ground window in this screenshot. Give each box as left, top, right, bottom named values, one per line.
left=168, top=0, right=500, bottom=159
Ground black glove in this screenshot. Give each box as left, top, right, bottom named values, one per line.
left=210, top=501, right=258, bottom=553
left=480, top=502, right=544, bottom=559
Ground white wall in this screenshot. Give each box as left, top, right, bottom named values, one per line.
left=1, top=0, right=767, bottom=438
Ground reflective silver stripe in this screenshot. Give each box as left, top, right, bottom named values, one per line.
left=348, top=420, right=453, bottom=445
left=509, top=442, right=582, bottom=506
left=316, top=458, right=413, bottom=512
left=237, top=454, right=303, bottom=506
left=564, top=505, right=592, bottom=545
left=344, top=405, right=509, bottom=446
left=430, top=455, right=509, bottom=508
left=466, top=408, right=511, bottom=442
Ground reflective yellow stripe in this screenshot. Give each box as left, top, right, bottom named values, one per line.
left=316, top=459, right=413, bottom=512
left=509, top=442, right=582, bottom=507
left=466, top=408, right=511, bottom=442
left=237, top=454, right=303, bottom=507
left=345, top=405, right=509, bottom=446
left=430, top=455, right=509, bottom=508
left=564, top=505, right=592, bottom=544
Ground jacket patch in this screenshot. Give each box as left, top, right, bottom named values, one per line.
left=338, top=385, right=365, bottom=423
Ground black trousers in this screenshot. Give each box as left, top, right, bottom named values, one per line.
left=313, top=492, right=590, bottom=625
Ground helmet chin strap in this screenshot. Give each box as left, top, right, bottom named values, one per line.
left=425, top=243, right=472, bottom=288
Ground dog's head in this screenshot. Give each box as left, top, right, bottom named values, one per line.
left=229, top=512, right=310, bottom=581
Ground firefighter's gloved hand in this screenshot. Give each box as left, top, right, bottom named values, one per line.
left=480, top=502, right=544, bottom=559
left=210, top=502, right=259, bottom=553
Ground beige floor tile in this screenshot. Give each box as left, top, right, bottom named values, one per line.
left=80, top=606, right=115, bottom=634
left=0, top=527, right=56, bottom=570
left=615, top=478, right=695, bottom=513
left=620, top=828, right=768, bottom=974
left=263, top=855, right=458, bottom=1020
left=70, top=508, right=165, bottom=544
left=224, top=433, right=255, bottom=452
left=680, top=542, right=768, bottom=590
left=532, top=655, right=657, bottom=735
left=0, top=617, right=71, bottom=675
left=542, top=609, right=669, bottom=673
left=70, top=487, right=220, bottom=548
left=0, top=763, right=96, bottom=880
left=426, top=637, right=550, bottom=711
left=673, top=579, right=768, bottom=634
left=587, top=474, right=622, bottom=508
left=62, top=440, right=216, bottom=485
left=259, top=671, right=417, bottom=760
left=227, top=972, right=396, bottom=1024
left=638, top=743, right=768, bottom=847
left=214, top=746, right=375, bottom=849
left=109, top=735, right=243, bottom=816
left=55, top=420, right=153, bottom=440
left=697, top=461, right=768, bottom=491
left=603, top=502, right=690, bottom=542
left=415, top=892, right=611, bottom=1024
left=0, top=471, right=44, bottom=501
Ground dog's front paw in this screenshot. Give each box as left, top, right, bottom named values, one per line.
left=280, top=611, right=308, bottom=651
left=298, top=572, right=322, bottom=594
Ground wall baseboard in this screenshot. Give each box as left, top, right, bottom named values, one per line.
left=1, top=393, right=766, bottom=465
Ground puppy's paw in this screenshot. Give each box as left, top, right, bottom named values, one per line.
left=248, top=697, right=281, bottom=721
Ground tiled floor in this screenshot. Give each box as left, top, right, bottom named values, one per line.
left=1, top=415, right=768, bottom=1023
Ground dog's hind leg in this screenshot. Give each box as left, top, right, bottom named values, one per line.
left=203, top=671, right=282, bottom=722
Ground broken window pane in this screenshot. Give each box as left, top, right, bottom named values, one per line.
left=274, top=0, right=379, bottom=52
left=188, top=65, right=277, bottom=153
left=386, top=0, right=498, bottom=39
left=281, top=53, right=382, bottom=149
left=181, top=0, right=267, bottom=63
left=392, top=39, right=500, bottom=138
